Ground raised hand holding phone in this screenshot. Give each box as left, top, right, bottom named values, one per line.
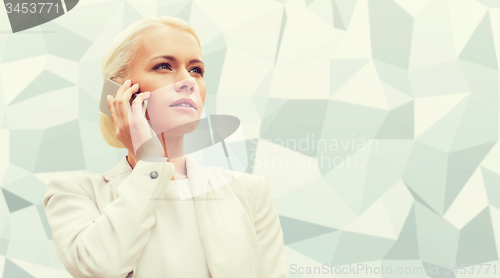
left=105, top=79, right=166, bottom=162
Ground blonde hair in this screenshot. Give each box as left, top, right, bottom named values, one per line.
left=99, top=16, right=201, bottom=148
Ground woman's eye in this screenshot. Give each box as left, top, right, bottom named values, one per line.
left=153, top=63, right=171, bottom=70
left=190, top=66, right=204, bottom=76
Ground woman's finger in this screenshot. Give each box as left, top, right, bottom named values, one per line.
left=129, top=92, right=150, bottom=120
left=115, top=79, right=131, bottom=100
left=118, top=83, right=140, bottom=126
left=123, top=83, right=140, bottom=107
left=107, top=95, right=120, bottom=134
left=109, top=79, right=131, bottom=130
left=114, top=79, right=132, bottom=124
left=131, top=91, right=150, bottom=113
left=107, top=95, right=117, bottom=120
left=128, top=91, right=154, bottom=157
left=115, top=79, right=132, bottom=123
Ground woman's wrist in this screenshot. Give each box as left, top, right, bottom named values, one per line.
left=134, top=136, right=167, bottom=161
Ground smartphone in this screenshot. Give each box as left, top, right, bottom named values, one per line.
left=99, top=78, right=147, bottom=117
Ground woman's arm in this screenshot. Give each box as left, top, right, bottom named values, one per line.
left=254, top=175, right=289, bottom=278
left=44, top=159, right=174, bottom=278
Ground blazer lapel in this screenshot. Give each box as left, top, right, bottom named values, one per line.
left=186, top=156, right=261, bottom=278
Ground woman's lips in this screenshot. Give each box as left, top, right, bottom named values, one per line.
left=170, top=105, right=196, bottom=112
left=169, top=97, right=197, bottom=109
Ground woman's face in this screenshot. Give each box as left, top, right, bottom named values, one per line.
left=123, top=24, right=206, bottom=136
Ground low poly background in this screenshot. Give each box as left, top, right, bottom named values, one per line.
left=1, top=0, right=500, bottom=277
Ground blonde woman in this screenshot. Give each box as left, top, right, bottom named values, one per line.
left=43, top=16, right=288, bottom=278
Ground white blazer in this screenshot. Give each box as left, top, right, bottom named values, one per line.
left=43, top=155, right=288, bottom=278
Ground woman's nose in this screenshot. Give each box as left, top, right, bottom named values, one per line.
left=174, top=77, right=196, bottom=93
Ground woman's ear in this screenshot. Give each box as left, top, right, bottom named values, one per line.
left=111, top=76, right=124, bottom=84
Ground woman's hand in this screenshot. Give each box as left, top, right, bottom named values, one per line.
left=106, top=79, right=166, bottom=162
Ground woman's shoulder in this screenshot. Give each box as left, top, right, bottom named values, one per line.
left=44, top=172, right=107, bottom=207
left=45, top=156, right=132, bottom=205
left=46, top=172, right=108, bottom=190
left=46, top=173, right=103, bottom=190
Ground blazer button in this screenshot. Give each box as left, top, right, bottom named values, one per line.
left=150, top=171, right=159, bottom=179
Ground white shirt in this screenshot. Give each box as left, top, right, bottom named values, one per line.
left=136, top=178, right=211, bottom=277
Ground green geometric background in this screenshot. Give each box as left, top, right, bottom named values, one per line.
left=1, top=0, right=500, bottom=277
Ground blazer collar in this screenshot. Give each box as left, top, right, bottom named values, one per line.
left=102, top=156, right=132, bottom=180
